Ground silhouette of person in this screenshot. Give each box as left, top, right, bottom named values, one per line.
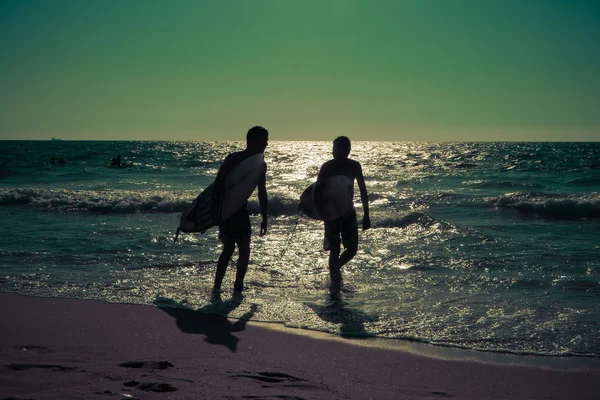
left=51, top=156, right=66, bottom=164
left=211, top=126, right=269, bottom=293
left=314, top=136, right=371, bottom=293
left=110, top=155, right=122, bottom=167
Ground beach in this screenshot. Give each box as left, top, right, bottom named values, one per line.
left=2, top=140, right=600, bottom=399
left=2, top=141, right=600, bottom=358
left=1, top=293, right=599, bottom=400
left=3, top=1, right=600, bottom=397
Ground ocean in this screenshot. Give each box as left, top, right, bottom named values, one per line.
left=1, top=140, right=599, bottom=358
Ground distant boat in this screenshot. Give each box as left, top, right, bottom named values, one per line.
left=51, top=137, right=63, bottom=141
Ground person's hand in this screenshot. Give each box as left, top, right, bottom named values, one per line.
left=259, top=217, right=268, bottom=236
left=362, top=215, right=371, bottom=231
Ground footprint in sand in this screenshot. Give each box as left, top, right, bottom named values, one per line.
left=230, top=370, right=330, bottom=399
left=123, top=380, right=176, bottom=393
left=118, top=361, right=177, bottom=393
left=118, top=361, right=174, bottom=370
left=5, top=363, right=75, bottom=371
left=231, top=371, right=308, bottom=384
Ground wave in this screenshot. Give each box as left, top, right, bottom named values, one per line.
left=492, top=192, right=600, bottom=219
left=451, top=162, right=479, bottom=169
left=247, top=197, right=299, bottom=217
left=0, top=187, right=302, bottom=217
left=0, top=188, right=191, bottom=213
left=11, top=186, right=599, bottom=222
left=370, top=211, right=457, bottom=230
left=566, top=176, right=600, bottom=187
left=464, top=180, right=546, bottom=190
left=372, top=211, right=435, bottom=228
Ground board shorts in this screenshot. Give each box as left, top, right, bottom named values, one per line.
left=323, top=208, right=358, bottom=251
left=219, top=202, right=251, bottom=245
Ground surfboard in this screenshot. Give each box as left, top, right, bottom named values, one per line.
left=299, top=175, right=354, bottom=221
left=174, top=153, right=264, bottom=240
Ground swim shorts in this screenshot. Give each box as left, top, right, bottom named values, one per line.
left=219, top=203, right=251, bottom=245
left=323, top=208, right=358, bottom=251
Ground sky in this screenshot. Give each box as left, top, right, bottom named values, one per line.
left=1, top=0, right=599, bottom=141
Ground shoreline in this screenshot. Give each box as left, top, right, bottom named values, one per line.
left=2, top=292, right=599, bottom=399
left=250, top=319, right=600, bottom=370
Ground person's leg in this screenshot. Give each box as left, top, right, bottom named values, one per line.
left=233, top=207, right=252, bottom=291
left=234, top=240, right=250, bottom=291
left=214, top=239, right=235, bottom=291
left=328, top=241, right=342, bottom=283
left=337, top=242, right=357, bottom=269
left=338, top=209, right=359, bottom=269
left=324, top=217, right=343, bottom=283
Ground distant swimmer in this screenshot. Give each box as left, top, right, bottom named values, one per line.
left=110, top=155, right=122, bottom=167
left=313, top=136, right=371, bottom=295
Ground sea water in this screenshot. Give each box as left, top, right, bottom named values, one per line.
left=1, top=140, right=599, bottom=358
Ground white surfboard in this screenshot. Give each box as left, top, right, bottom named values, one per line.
left=299, top=175, right=354, bottom=221
left=175, top=153, right=264, bottom=240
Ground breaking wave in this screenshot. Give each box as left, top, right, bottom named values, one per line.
left=0, top=187, right=301, bottom=217
left=492, top=192, right=600, bottom=219
left=464, top=180, right=546, bottom=190
left=566, top=176, right=600, bottom=186
left=0, top=187, right=191, bottom=213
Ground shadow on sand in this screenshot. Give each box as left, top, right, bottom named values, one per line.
left=307, top=296, right=377, bottom=338
left=154, top=293, right=257, bottom=353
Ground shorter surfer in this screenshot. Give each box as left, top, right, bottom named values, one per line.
left=211, top=126, right=269, bottom=293
left=314, top=136, right=370, bottom=293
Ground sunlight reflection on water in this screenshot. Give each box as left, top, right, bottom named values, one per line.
left=2, top=141, right=600, bottom=357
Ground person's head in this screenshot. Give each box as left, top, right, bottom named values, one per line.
left=332, top=136, right=351, bottom=159
left=246, top=126, right=269, bottom=151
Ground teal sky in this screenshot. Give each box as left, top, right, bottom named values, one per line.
left=1, top=0, right=599, bottom=141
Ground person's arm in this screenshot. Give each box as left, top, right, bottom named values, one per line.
left=356, top=163, right=371, bottom=230
left=258, top=162, right=268, bottom=236
left=210, top=155, right=234, bottom=225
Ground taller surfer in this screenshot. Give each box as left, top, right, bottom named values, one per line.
left=211, top=126, right=269, bottom=293
left=314, top=136, right=371, bottom=293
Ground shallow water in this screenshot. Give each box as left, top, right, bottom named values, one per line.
left=1, top=140, right=599, bottom=357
